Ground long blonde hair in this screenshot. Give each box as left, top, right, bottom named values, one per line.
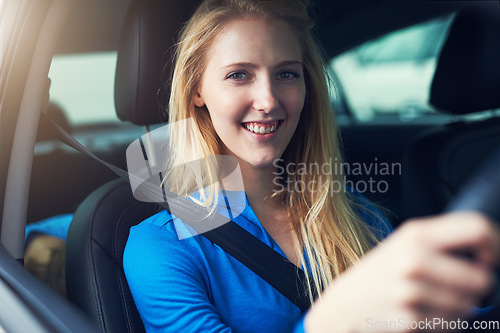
left=167, top=0, right=381, bottom=303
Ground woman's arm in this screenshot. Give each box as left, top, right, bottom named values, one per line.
left=304, top=212, right=499, bottom=333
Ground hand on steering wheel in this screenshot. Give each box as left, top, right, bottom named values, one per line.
left=304, top=147, right=500, bottom=333
left=446, top=146, right=500, bottom=307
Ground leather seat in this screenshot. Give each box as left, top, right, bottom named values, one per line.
left=402, top=6, right=500, bottom=218
left=66, top=180, right=159, bottom=332
left=65, top=0, right=201, bottom=332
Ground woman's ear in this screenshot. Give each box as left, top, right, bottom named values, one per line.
left=193, top=90, right=205, bottom=107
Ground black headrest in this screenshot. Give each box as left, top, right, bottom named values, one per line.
left=114, top=0, right=201, bottom=125
left=430, top=5, right=500, bottom=115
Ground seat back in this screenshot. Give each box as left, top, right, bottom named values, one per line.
left=66, top=179, right=159, bottom=332
left=403, top=6, right=500, bottom=218
left=65, top=0, right=201, bottom=331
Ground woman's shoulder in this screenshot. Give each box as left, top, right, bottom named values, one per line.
left=123, top=209, right=214, bottom=291
left=124, top=210, right=208, bottom=267
left=127, top=209, right=201, bottom=242
left=126, top=210, right=176, bottom=243
left=134, top=209, right=174, bottom=228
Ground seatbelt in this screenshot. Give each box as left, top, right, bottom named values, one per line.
left=44, top=115, right=312, bottom=312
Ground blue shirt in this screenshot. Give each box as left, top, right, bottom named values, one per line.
left=123, top=191, right=392, bottom=332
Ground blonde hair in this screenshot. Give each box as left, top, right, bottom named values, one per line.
left=167, top=0, right=381, bottom=303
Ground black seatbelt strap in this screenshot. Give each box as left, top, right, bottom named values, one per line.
left=44, top=115, right=311, bottom=312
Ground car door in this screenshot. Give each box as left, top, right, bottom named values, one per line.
left=0, top=0, right=102, bottom=330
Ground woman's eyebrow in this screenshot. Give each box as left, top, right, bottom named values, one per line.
left=275, top=60, right=302, bottom=68
left=222, top=62, right=257, bottom=70
left=221, top=60, right=302, bottom=70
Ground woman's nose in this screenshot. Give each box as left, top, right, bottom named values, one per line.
left=252, top=78, right=277, bottom=113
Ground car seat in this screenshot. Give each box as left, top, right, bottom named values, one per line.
left=402, top=6, right=500, bottom=218
left=65, top=0, right=201, bottom=332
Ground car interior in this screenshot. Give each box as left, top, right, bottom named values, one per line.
left=0, top=0, right=499, bottom=331
left=403, top=7, right=500, bottom=218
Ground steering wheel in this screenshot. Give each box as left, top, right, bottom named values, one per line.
left=445, top=146, right=500, bottom=312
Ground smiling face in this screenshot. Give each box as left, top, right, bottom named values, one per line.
left=194, top=18, right=306, bottom=169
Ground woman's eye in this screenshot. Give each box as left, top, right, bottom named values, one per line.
left=277, top=71, right=299, bottom=80
left=226, top=71, right=247, bottom=80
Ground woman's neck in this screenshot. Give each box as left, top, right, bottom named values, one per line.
left=237, top=160, right=299, bottom=266
left=238, top=161, right=283, bottom=212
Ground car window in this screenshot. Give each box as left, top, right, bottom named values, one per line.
left=48, top=52, right=119, bottom=125
left=331, top=14, right=455, bottom=123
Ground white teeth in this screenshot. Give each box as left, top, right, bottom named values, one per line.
left=244, top=121, right=280, bottom=134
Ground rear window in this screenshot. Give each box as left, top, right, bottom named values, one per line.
left=330, top=15, right=454, bottom=123
left=48, top=52, right=119, bottom=125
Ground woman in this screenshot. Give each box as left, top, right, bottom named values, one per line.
left=124, top=0, right=498, bottom=332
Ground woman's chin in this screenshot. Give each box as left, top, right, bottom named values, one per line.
left=244, top=156, right=281, bottom=169
left=228, top=147, right=284, bottom=169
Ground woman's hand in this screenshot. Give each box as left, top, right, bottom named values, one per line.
left=305, top=212, right=499, bottom=333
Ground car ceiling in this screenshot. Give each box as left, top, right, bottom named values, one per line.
left=54, top=0, right=470, bottom=58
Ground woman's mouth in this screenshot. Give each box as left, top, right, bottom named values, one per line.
left=241, top=120, right=281, bottom=135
